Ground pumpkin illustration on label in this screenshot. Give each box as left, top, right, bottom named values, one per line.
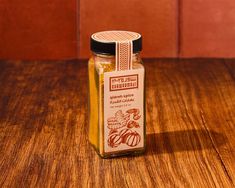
left=119, top=128, right=133, bottom=143
left=108, top=133, right=122, bottom=148
left=124, top=131, right=141, bottom=147
left=107, top=108, right=142, bottom=149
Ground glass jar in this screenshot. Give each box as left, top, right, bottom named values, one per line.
left=88, top=31, right=145, bottom=158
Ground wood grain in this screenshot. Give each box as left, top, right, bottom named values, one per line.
left=0, top=59, right=234, bottom=187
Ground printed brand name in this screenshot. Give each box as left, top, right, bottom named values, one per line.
left=110, top=74, right=138, bottom=91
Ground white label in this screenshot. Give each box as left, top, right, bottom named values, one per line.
left=103, top=67, right=144, bottom=153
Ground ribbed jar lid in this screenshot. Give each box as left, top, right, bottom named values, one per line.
left=90, top=30, right=142, bottom=55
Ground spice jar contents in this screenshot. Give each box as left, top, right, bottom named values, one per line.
left=88, top=31, right=146, bottom=158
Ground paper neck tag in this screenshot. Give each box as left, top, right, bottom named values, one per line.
left=115, top=41, right=133, bottom=71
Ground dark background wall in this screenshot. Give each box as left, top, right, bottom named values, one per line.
left=0, top=0, right=77, bottom=60
left=0, top=0, right=235, bottom=60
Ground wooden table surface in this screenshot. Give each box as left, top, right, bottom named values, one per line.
left=0, top=59, right=234, bottom=187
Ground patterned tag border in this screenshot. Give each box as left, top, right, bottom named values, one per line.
left=115, top=41, right=133, bottom=71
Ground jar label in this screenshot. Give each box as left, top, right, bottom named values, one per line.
left=103, top=66, right=145, bottom=153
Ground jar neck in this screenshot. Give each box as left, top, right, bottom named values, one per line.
left=92, top=52, right=141, bottom=64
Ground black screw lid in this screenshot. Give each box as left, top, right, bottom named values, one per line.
left=90, top=31, right=142, bottom=55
